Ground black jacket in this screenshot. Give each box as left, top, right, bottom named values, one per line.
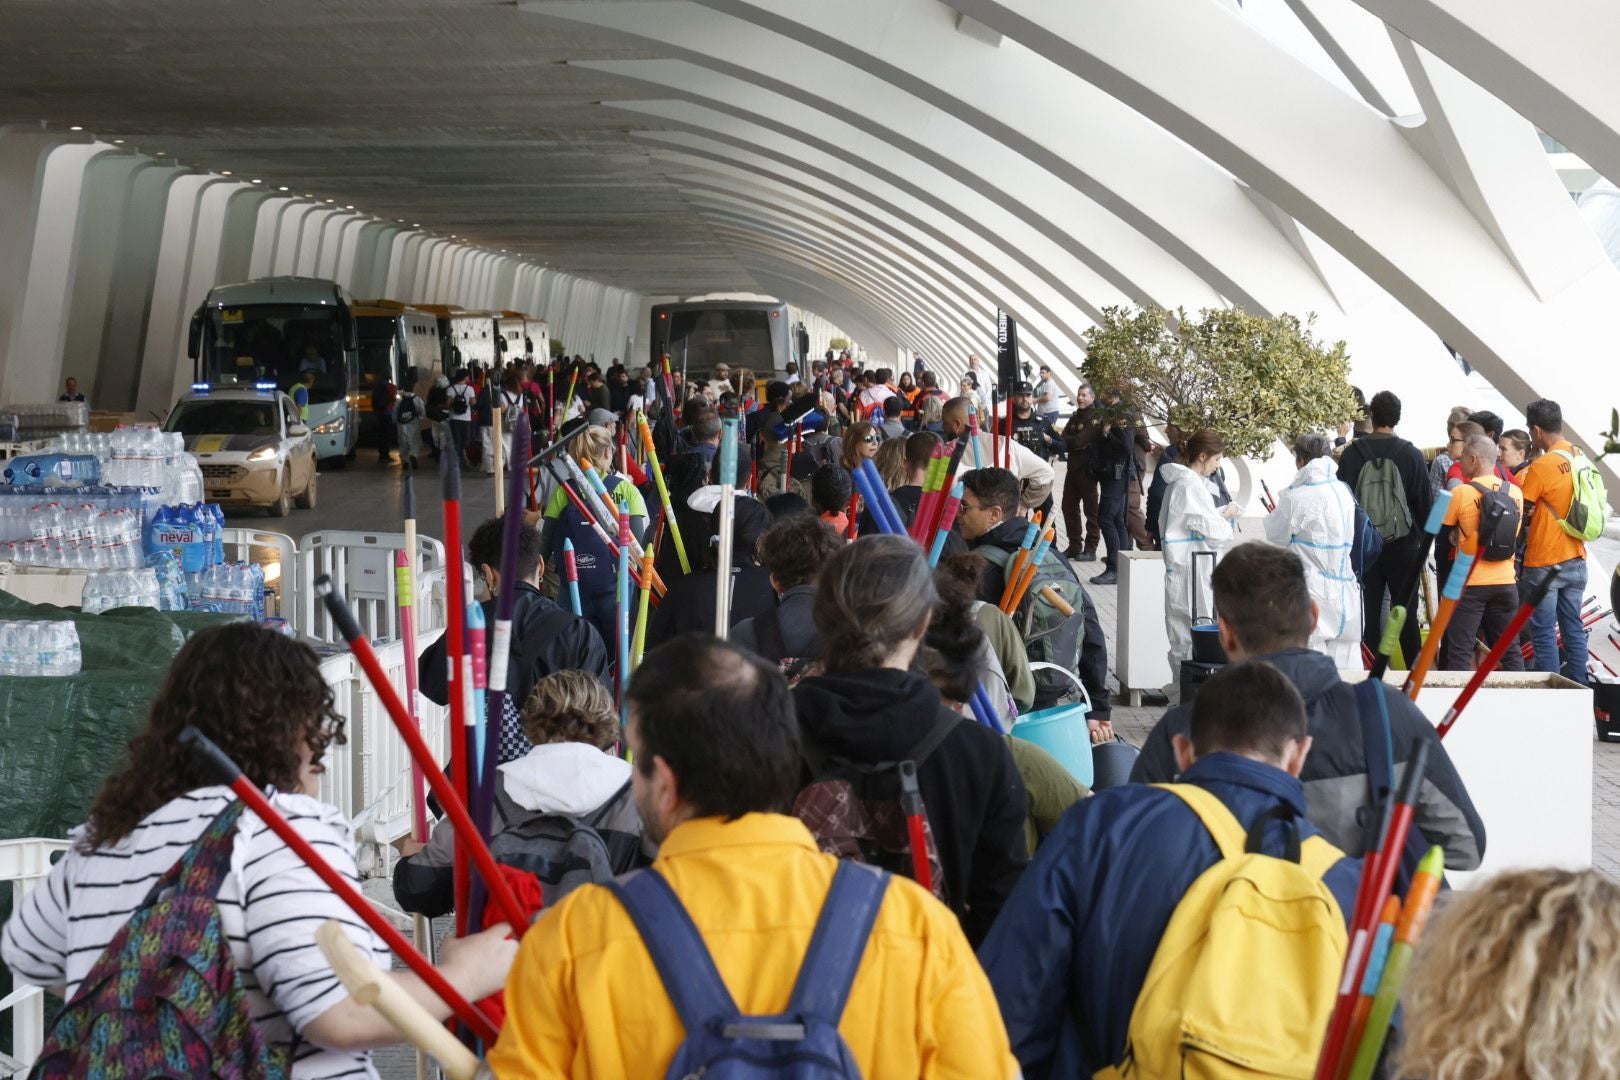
left=1129, top=648, right=1485, bottom=873
left=731, top=583, right=821, bottom=663
left=1336, top=432, right=1434, bottom=544
left=856, top=483, right=923, bottom=537
left=418, top=583, right=611, bottom=709
left=792, top=668, right=1029, bottom=944
left=645, top=565, right=777, bottom=648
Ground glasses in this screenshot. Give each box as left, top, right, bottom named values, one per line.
left=863, top=435, right=882, bottom=444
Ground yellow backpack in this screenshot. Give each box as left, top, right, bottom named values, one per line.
left=1097, top=784, right=1348, bottom=1080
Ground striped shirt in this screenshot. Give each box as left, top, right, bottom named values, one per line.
left=1, top=787, right=389, bottom=1079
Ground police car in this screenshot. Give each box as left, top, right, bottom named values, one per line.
left=164, top=381, right=317, bottom=517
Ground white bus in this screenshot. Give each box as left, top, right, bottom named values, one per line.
left=188, top=276, right=361, bottom=464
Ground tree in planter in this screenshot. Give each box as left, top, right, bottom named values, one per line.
left=549, top=338, right=567, bottom=360
left=827, top=335, right=851, bottom=352
left=1081, top=305, right=1361, bottom=458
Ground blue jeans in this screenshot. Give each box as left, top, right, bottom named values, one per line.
left=1523, top=558, right=1589, bottom=685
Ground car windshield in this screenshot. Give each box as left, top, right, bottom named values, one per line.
left=166, top=400, right=280, bottom=438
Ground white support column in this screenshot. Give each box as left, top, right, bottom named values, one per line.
left=136, top=174, right=226, bottom=417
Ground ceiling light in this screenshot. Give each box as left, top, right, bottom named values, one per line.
left=396, top=218, right=404, bottom=223
left=324, top=199, right=333, bottom=204
left=412, top=223, right=420, bottom=227
left=155, top=151, right=166, bottom=157
left=113, top=139, right=124, bottom=145
left=220, top=170, right=232, bottom=176
left=69, top=126, right=83, bottom=132
left=251, top=178, right=262, bottom=184
left=344, top=205, right=353, bottom=210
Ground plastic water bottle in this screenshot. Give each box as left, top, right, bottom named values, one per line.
left=210, top=504, right=227, bottom=564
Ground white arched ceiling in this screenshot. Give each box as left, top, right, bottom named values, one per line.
left=0, top=0, right=1616, bottom=474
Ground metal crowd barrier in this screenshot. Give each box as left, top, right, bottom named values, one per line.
left=294, top=530, right=463, bottom=645
left=0, top=837, right=70, bottom=1072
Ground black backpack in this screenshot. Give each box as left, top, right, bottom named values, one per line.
left=1468, top=480, right=1521, bottom=562
left=793, top=713, right=954, bottom=901
left=488, top=779, right=646, bottom=906
left=450, top=387, right=470, bottom=417
left=395, top=394, right=420, bottom=426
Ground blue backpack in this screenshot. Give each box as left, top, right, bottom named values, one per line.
left=608, top=862, right=889, bottom=1078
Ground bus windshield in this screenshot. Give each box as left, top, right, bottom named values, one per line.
left=203, top=304, right=348, bottom=404
left=356, top=318, right=398, bottom=393
left=664, top=308, right=775, bottom=376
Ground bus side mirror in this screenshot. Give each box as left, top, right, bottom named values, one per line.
left=339, top=307, right=358, bottom=351
left=187, top=309, right=203, bottom=361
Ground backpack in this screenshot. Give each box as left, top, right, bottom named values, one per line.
left=1349, top=501, right=1384, bottom=580
left=1547, top=447, right=1610, bottom=542
left=1353, top=450, right=1413, bottom=542
left=979, top=544, right=1087, bottom=709
left=450, top=385, right=470, bottom=417
left=1467, top=480, right=1521, bottom=562
left=395, top=393, right=421, bottom=426
left=1098, top=785, right=1347, bottom=1080
left=30, top=803, right=292, bottom=1079
left=608, top=862, right=889, bottom=1080
left=488, top=779, right=646, bottom=905
left=426, top=386, right=451, bottom=423
left=793, top=712, right=954, bottom=901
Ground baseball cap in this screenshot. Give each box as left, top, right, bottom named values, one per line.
left=1014, top=381, right=1034, bottom=395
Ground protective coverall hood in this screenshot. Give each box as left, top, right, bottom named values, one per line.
left=1263, top=456, right=1362, bottom=666
left=1159, top=462, right=1234, bottom=671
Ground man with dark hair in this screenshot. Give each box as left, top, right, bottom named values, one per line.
left=419, top=515, right=611, bottom=762
left=942, top=396, right=1054, bottom=509
left=732, top=515, right=843, bottom=664
left=1336, top=389, right=1434, bottom=663
left=1131, top=542, right=1485, bottom=873
left=981, top=658, right=1359, bottom=1078
left=879, top=395, right=907, bottom=440
left=1521, top=398, right=1592, bottom=684
left=959, top=468, right=1111, bottom=726
left=490, top=635, right=1018, bottom=1078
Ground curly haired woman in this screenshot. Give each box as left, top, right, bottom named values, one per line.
left=1, top=623, right=514, bottom=1078
left=1396, top=867, right=1620, bottom=1080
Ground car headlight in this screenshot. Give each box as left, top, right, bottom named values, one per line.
left=313, top=418, right=346, bottom=434
left=246, top=447, right=277, bottom=463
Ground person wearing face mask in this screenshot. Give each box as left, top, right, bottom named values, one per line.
left=1159, top=429, right=1241, bottom=672
left=418, top=515, right=611, bottom=764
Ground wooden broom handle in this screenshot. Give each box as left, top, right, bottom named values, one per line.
left=315, top=920, right=482, bottom=1080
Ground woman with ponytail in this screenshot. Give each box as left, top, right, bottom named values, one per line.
left=791, top=535, right=1030, bottom=945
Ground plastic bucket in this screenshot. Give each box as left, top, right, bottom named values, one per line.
left=1011, top=700, right=1093, bottom=787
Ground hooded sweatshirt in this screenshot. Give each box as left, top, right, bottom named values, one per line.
left=392, top=742, right=644, bottom=918
left=1129, top=647, right=1486, bottom=875
left=792, top=667, right=1029, bottom=945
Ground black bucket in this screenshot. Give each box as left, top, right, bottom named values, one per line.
left=1191, top=622, right=1228, bottom=665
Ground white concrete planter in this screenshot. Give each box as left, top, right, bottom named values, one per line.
left=1118, top=551, right=1172, bottom=703
left=1348, top=670, right=1591, bottom=888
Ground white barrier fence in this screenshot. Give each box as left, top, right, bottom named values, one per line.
left=1, top=838, right=70, bottom=1072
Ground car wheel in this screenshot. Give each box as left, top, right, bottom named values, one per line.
left=268, top=472, right=292, bottom=517
left=295, top=469, right=317, bottom=510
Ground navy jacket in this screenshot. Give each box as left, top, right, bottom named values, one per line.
left=979, top=753, right=1360, bottom=1079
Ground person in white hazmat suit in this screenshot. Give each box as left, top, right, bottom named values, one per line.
left=1263, top=434, right=1363, bottom=667
left=1158, top=429, right=1240, bottom=672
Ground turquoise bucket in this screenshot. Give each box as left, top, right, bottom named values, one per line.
left=1011, top=700, right=1093, bottom=787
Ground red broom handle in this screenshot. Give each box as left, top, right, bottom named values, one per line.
left=316, top=577, right=532, bottom=937
left=177, top=727, right=500, bottom=1045
left=1437, top=570, right=1556, bottom=738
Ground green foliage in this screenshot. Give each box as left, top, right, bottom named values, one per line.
left=1602, top=408, right=1619, bottom=459
left=1081, top=305, right=1361, bottom=459
left=549, top=337, right=567, bottom=360
left=827, top=335, right=851, bottom=351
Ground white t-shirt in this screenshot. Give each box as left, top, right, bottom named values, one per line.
left=2, top=787, right=389, bottom=1079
